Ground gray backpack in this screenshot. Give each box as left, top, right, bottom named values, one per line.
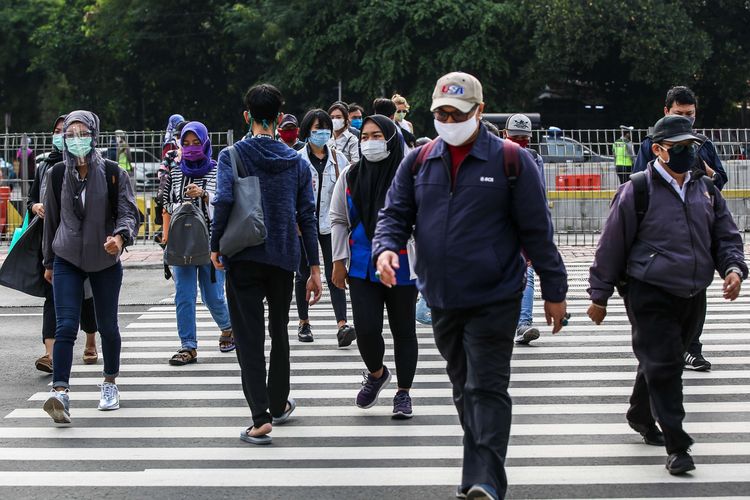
left=166, top=202, right=210, bottom=266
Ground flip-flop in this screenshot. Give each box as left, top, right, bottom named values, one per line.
left=219, top=330, right=236, bottom=353
left=239, top=428, right=272, bottom=445
left=273, top=398, right=296, bottom=425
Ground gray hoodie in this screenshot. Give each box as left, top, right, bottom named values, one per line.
left=42, top=111, right=139, bottom=272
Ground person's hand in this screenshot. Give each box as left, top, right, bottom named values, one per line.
left=332, top=260, right=348, bottom=290
left=544, top=300, right=567, bottom=334
left=587, top=303, right=607, bottom=325
left=32, top=203, right=45, bottom=219
left=723, top=272, right=741, bottom=301
left=703, top=161, right=715, bottom=178
left=375, top=251, right=399, bottom=287
left=184, top=183, right=205, bottom=199
left=307, top=265, right=323, bottom=305
left=104, top=234, right=124, bottom=255
left=210, top=252, right=224, bottom=270
left=44, top=268, right=52, bottom=284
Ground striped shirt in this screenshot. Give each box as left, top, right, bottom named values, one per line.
left=163, top=166, right=218, bottom=224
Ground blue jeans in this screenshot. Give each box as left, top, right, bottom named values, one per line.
left=518, top=265, right=535, bottom=326
left=172, top=264, right=231, bottom=350
left=52, top=257, right=122, bottom=389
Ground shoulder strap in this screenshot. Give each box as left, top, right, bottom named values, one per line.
left=411, top=140, right=437, bottom=175
left=330, top=147, right=340, bottom=179
left=228, top=145, right=246, bottom=177
left=503, top=139, right=521, bottom=190
left=104, top=160, right=119, bottom=222
left=630, top=171, right=649, bottom=226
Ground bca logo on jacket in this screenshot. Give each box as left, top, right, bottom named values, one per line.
left=441, top=85, right=464, bottom=96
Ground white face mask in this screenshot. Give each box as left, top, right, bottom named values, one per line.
left=360, top=139, right=390, bottom=162
left=433, top=110, right=479, bottom=146
left=332, top=118, right=346, bottom=131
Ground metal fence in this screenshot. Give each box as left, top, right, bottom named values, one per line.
left=1, top=128, right=749, bottom=247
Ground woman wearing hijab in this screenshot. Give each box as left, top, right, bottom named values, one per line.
left=163, top=121, right=233, bottom=365
left=41, top=110, right=139, bottom=424
left=29, top=115, right=100, bottom=373
left=162, top=113, right=186, bottom=159
left=330, top=114, right=418, bottom=419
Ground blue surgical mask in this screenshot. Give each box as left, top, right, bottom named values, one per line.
left=351, top=118, right=363, bottom=130
left=309, top=129, right=332, bottom=147
left=66, top=136, right=93, bottom=158
left=52, top=134, right=64, bottom=151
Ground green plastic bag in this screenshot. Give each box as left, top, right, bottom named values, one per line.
left=8, top=212, right=30, bottom=252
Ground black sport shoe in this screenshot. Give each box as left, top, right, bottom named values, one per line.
left=337, top=324, right=356, bottom=348
left=684, top=352, right=711, bottom=371
left=298, top=323, right=313, bottom=343
left=666, top=450, right=695, bottom=475
left=628, top=420, right=665, bottom=446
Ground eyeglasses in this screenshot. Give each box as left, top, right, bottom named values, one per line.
left=433, top=105, right=477, bottom=123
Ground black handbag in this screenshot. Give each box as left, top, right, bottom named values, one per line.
left=0, top=216, right=47, bottom=297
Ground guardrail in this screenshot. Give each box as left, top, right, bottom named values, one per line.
left=1, top=128, right=749, bottom=247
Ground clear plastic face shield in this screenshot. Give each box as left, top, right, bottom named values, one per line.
left=64, top=122, right=94, bottom=165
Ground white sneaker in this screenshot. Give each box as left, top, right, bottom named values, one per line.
left=514, top=324, right=540, bottom=345
left=43, top=389, right=71, bottom=424
left=98, top=382, right=120, bottom=411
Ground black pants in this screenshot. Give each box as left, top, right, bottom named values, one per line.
left=349, top=278, right=418, bottom=388
left=295, top=233, right=348, bottom=322
left=431, top=297, right=520, bottom=499
left=42, top=284, right=97, bottom=342
left=624, top=278, right=704, bottom=454
left=686, top=301, right=707, bottom=356
left=226, top=260, right=294, bottom=428
left=616, top=165, right=632, bottom=184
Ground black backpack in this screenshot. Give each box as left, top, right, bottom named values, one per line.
left=49, top=160, right=120, bottom=222
left=165, top=202, right=210, bottom=266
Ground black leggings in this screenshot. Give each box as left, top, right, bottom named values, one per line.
left=295, top=233, right=348, bottom=322
left=42, top=284, right=97, bottom=342
left=349, top=277, right=418, bottom=388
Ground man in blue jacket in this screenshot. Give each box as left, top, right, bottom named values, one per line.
left=210, top=84, right=322, bottom=446
left=633, top=86, right=728, bottom=372
left=588, top=115, right=746, bottom=475
left=372, top=72, right=568, bottom=500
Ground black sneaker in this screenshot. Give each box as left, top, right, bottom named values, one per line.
left=356, top=366, right=391, bottom=409
left=684, top=352, right=711, bottom=371
left=298, top=323, right=313, bottom=343
left=628, top=420, right=665, bottom=446
left=337, top=324, right=356, bottom=348
left=666, top=450, right=695, bottom=475
left=392, top=390, right=413, bottom=419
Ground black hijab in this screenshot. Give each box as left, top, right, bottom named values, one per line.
left=347, top=114, right=404, bottom=240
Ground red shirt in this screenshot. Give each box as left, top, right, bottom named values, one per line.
left=447, top=142, right=474, bottom=188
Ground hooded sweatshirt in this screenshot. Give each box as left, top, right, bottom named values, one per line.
left=211, top=136, right=319, bottom=272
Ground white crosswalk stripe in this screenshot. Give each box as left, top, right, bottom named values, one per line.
left=1, top=263, right=749, bottom=498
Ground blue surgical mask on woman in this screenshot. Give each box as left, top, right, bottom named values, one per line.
left=309, top=129, right=332, bottom=147
left=65, top=136, right=93, bottom=158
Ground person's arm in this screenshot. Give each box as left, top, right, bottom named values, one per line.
left=329, top=167, right=351, bottom=267
left=347, top=136, right=360, bottom=164
left=632, top=138, right=653, bottom=174
left=702, top=141, right=728, bottom=190
left=210, top=148, right=235, bottom=253
left=711, top=188, right=748, bottom=279
left=162, top=169, right=174, bottom=214
left=27, top=163, right=43, bottom=216
left=113, top=169, right=139, bottom=248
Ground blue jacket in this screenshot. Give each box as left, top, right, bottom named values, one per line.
left=371, top=125, right=567, bottom=309
left=588, top=162, right=746, bottom=305
left=633, top=136, right=727, bottom=190
left=211, top=136, right=319, bottom=272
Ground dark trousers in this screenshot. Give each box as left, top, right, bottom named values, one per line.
left=226, top=260, right=294, bottom=428
left=52, top=257, right=122, bottom=389
left=431, top=297, right=520, bottom=499
left=42, top=285, right=98, bottom=342
left=686, top=301, right=707, bottom=356
left=616, top=165, right=632, bottom=184
left=349, top=278, right=418, bottom=388
left=624, top=278, right=704, bottom=454
left=295, top=233, right=347, bottom=322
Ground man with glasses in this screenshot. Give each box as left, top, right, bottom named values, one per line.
left=372, top=71, right=568, bottom=500
left=588, top=114, right=745, bottom=475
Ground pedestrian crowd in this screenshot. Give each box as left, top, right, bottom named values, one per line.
left=4, top=72, right=746, bottom=500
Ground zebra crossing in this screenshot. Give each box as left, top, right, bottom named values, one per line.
left=1, top=262, right=749, bottom=499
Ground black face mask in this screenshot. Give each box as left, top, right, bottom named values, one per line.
left=662, top=143, right=697, bottom=174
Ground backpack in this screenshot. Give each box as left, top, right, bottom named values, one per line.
left=50, top=160, right=120, bottom=223
left=615, top=170, right=716, bottom=296
left=165, top=202, right=210, bottom=266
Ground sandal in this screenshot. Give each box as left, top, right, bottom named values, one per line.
left=83, top=347, right=98, bottom=365
left=219, top=329, right=236, bottom=353
left=169, top=349, right=197, bottom=366
left=239, top=425, right=272, bottom=445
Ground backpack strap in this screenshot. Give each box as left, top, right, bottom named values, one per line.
left=104, top=160, right=120, bottom=222
left=411, top=140, right=437, bottom=176
left=630, top=171, right=649, bottom=226
left=502, top=139, right=521, bottom=190
left=330, top=146, right=340, bottom=179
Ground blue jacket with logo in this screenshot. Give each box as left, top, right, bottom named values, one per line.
left=371, top=125, right=568, bottom=310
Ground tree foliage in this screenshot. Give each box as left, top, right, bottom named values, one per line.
left=0, top=0, right=748, bottom=132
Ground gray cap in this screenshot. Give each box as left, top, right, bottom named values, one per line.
left=505, top=114, right=532, bottom=136
left=431, top=72, right=483, bottom=113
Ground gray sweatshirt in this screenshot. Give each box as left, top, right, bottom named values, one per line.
left=43, top=161, right=139, bottom=272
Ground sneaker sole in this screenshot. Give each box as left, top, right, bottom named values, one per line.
left=43, top=397, right=70, bottom=424
left=356, top=371, right=392, bottom=409
left=98, top=403, right=120, bottom=411
left=392, top=411, right=413, bottom=420
left=516, top=327, right=540, bottom=345
left=298, top=336, right=314, bottom=343
left=684, top=364, right=711, bottom=372
left=337, top=330, right=357, bottom=348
